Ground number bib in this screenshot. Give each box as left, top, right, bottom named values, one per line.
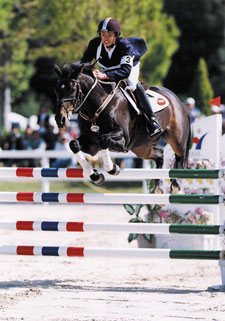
left=120, top=55, right=134, bottom=66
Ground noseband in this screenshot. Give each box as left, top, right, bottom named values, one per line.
left=56, top=75, right=120, bottom=132
left=56, top=79, right=84, bottom=116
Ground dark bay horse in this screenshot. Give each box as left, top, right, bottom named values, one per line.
left=55, top=61, right=191, bottom=191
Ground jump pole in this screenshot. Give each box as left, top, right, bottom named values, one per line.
left=0, top=221, right=224, bottom=235
left=0, top=167, right=224, bottom=180
left=0, top=192, right=224, bottom=204
left=0, top=245, right=224, bottom=259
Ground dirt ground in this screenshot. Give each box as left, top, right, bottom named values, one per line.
left=0, top=204, right=224, bottom=321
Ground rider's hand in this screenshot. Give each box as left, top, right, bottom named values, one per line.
left=93, top=69, right=109, bottom=80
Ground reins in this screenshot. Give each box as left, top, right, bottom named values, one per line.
left=74, top=77, right=98, bottom=113
left=56, top=79, right=83, bottom=118
left=79, top=78, right=122, bottom=132
left=56, top=73, right=122, bottom=133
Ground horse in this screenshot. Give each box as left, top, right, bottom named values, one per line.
left=54, top=61, right=191, bottom=192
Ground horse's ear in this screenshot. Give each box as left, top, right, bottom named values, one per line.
left=76, top=61, right=84, bottom=76
left=55, top=64, right=62, bottom=77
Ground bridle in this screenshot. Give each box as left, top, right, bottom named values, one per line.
left=56, top=75, right=121, bottom=132
left=56, top=79, right=84, bottom=117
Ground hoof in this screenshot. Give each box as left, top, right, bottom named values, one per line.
left=170, top=181, right=181, bottom=194
left=90, top=170, right=105, bottom=185
left=154, top=186, right=163, bottom=194
left=107, top=163, right=120, bottom=176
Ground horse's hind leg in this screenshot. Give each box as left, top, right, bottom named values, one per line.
left=170, top=154, right=185, bottom=194
left=101, top=149, right=120, bottom=175
left=99, top=128, right=127, bottom=176
left=150, top=145, right=164, bottom=194
left=69, top=138, right=105, bottom=185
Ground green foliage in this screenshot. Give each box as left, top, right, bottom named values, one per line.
left=1, top=0, right=224, bottom=119
left=138, top=2, right=179, bottom=85
left=28, top=0, right=111, bottom=62
left=123, top=160, right=161, bottom=244
left=12, top=91, right=43, bottom=117
left=190, top=58, right=214, bottom=116
left=0, top=0, right=34, bottom=100
left=163, top=0, right=225, bottom=100
left=0, top=0, right=180, bottom=123
left=28, top=0, right=179, bottom=85
left=123, top=204, right=148, bottom=243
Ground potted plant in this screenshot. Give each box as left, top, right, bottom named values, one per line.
left=124, top=165, right=215, bottom=249
left=124, top=201, right=214, bottom=249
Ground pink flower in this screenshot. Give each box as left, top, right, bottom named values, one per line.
left=195, top=207, right=204, bottom=215
left=159, top=210, right=171, bottom=218
left=189, top=214, right=198, bottom=224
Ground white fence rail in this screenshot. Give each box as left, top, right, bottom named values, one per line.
left=0, top=149, right=148, bottom=192
left=0, top=150, right=137, bottom=164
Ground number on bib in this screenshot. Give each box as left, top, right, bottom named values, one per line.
left=121, top=55, right=133, bottom=66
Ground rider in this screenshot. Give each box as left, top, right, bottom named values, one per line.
left=80, top=17, right=162, bottom=137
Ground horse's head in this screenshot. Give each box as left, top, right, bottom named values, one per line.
left=54, top=61, right=85, bottom=128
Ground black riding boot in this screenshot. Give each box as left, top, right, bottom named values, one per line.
left=133, top=83, right=162, bottom=136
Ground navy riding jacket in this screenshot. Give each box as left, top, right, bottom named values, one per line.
left=80, top=37, right=147, bottom=82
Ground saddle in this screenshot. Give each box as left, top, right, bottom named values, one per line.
left=119, top=84, right=169, bottom=114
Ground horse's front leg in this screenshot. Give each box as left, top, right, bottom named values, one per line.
left=101, top=149, right=120, bottom=175
left=69, top=138, right=105, bottom=185
left=99, top=128, right=127, bottom=152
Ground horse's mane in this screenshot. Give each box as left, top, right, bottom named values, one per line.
left=83, top=63, right=95, bottom=74
left=61, top=61, right=94, bottom=79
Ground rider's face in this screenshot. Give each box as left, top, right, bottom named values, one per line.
left=100, top=32, right=116, bottom=48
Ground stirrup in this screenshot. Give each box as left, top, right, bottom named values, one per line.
left=146, top=119, right=162, bottom=137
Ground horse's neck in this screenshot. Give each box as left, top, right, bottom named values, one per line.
left=80, top=73, right=107, bottom=108
left=79, top=73, right=94, bottom=92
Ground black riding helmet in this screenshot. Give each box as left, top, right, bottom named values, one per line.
left=97, top=17, right=121, bottom=38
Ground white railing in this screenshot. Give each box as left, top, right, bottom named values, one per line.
left=0, top=149, right=149, bottom=192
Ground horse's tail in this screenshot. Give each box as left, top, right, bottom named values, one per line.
left=183, top=113, right=191, bottom=168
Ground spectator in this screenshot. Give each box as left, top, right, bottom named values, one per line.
left=185, top=97, right=201, bottom=122
left=28, top=130, right=46, bottom=167
left=30, top=130, right=46, bottom=150
left=22, top=126, right=34, bottom=166
left=37, top=104, right=50, bottom=135
left=57, top=127, right=73, bottom=142
left=65, top=125, right=78, bottom=140
left=42, top=125, right=58, bottom=150
left=22, top=126, right=33, bottom=150
left=2, top=125, right=25, bottom=167
left=51, top=134, right=74, bottom=168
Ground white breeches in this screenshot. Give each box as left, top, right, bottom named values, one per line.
left=126, top=62, right=140, bottom=91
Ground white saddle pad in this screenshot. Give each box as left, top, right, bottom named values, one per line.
left=120, top=87, right=169, bottom=114
left=146, top=89, right=169, bottom=112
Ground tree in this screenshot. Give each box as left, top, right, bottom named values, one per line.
left=27, top=0, right=110, bottom=63
left=110, top=0, right=180, bottom=85
left=191, top=58, right=214, bottom=116
left=27, top=0, right=179, bottom=105
left=0, top=0, right=34, bottom=128
left=163, top=0, right=225, bottom=100
left=1, top=0, right=179, bottom=120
